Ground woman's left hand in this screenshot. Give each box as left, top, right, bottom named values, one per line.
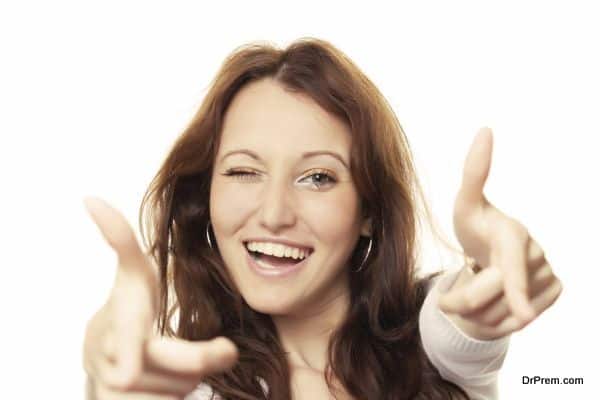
left=438, top=127, right=562, bottom=340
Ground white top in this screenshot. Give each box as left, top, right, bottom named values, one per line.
left=185, top=268, right=510, bottom=400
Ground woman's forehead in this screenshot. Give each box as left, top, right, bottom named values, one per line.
left=219, top=79, right=352, bottom=152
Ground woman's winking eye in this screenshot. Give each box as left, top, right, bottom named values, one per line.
left=222, top=168, right=337, bottom=190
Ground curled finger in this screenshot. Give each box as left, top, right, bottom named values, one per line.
left=439, top=266, right=504, bottom=315
left=94, top=355, right=200, bottom=396
left=146, top=336, right=239, bottom=376
left=463, top=263, right=557, bottom=326
left=493, top=224, right=536, bottom=321
left=477, top=276, right=563, bottom=338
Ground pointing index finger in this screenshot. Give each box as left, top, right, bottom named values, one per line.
left=457, top=127, right=494, bottom=208
left=84, top=196, right=149, bottom=272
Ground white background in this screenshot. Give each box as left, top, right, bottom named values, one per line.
left=1, top=1, right=597, bottom=398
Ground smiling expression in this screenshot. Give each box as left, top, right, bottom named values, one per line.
left=209, top=78, right=371, bottom=316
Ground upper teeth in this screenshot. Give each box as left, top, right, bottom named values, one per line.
left=246, top=241, right=310, bottom=260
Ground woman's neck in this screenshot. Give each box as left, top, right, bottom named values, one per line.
left=272, top=276, right=351, bottom=373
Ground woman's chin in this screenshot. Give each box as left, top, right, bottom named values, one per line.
left=243, top=291, right=298, bottom=315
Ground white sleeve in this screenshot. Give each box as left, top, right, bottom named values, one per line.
left=419, top=269, right=511, bottom=400
left=185, top=377, right=267, bottom=399
left=185, top=382, right=221, bottom=400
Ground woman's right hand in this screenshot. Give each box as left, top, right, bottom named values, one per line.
left=83, top=197, right=239, bottom=399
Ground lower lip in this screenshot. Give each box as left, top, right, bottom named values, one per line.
left=245, top=249, right=310, bottom=278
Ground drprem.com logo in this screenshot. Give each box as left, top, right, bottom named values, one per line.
left=522, top=376, right=584, bottom=385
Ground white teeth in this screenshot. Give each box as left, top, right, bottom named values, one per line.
left=273, top=244, right=285, bottom=258
left=246, top=241, right=310, bottom=260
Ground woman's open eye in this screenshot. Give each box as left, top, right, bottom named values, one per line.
left=300, top=170, right=337, bottom=189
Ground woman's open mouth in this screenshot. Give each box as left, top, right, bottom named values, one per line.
left=243, top=242, right=314, bottom=277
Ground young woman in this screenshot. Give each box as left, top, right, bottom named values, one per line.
left=83, top=38, right=562, bottom=399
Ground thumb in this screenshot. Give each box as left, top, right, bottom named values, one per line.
left=84, top=196, right=148, bottom=272
left=457, top=127, right=493, bottom=210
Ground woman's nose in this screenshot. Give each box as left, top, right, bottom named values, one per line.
left=257, top=178, right=297, bottom=232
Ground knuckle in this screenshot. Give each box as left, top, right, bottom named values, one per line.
left=537, top=264, right=554, bottom=280
left=528, top=241, right=546, bottom=264
left=555, top=278, right=564, bottom=296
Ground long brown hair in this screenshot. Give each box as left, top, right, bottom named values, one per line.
left=139, top=37, right=469, bottom=399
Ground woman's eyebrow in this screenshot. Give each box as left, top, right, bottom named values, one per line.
left=219, top=149, right=349, bottom=170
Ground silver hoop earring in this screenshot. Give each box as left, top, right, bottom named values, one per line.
left=354, top=236, right=372, bottom=272
left=206, top=220, right=214, bottom=250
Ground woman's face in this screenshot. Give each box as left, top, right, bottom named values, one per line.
left=210, top=78, right=371, bottom=316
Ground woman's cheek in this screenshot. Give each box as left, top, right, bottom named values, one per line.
left=213, top=181, right=259, bottom=210
left=306, top=189, right=361, bottom=233
left=210, top=181, right=246, bottom=227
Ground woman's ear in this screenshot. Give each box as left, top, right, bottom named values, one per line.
left=360, top=217, right=372, bottom=237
